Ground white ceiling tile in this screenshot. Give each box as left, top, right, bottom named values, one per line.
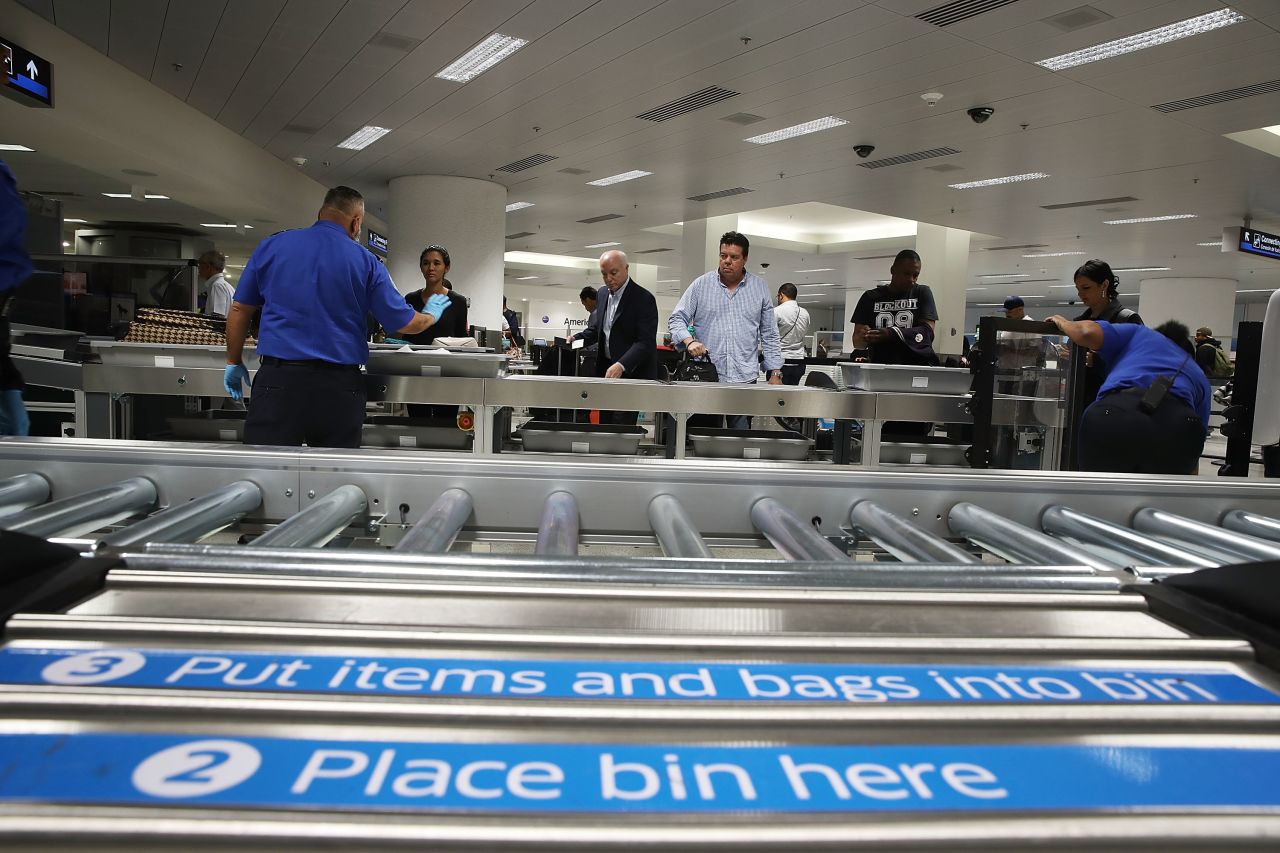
left=51, top=0, right=109, bottom=53
left=149, top=0, right=230, bottom=101
left=185, top=0, right=287, bottom=116
left=106, top=0, right=167, bottom=80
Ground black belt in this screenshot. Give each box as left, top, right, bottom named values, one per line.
left=260, top=356, right=359, bottom=371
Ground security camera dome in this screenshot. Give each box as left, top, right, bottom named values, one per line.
left=967, top=106, right=995, bottom=123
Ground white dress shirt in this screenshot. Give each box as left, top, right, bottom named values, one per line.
left=775, top=298, right=811, bottom=360
left=205, top=272, right=234, bottom=317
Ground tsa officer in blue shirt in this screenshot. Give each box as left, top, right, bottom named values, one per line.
left=0, top=160, right=33, bottom=436
left=223, top=185, right=449, bottom=448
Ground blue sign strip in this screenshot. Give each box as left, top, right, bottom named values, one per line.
left=12, top=74, right=47, bottom=99
left=1, top=734, right=1279, bottom=813
left=2, top=645, right=1277, bottom=704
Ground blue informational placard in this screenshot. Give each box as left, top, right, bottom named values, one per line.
left=0, top=35, right=53, bottom=107
left=1239, top=227, right=1280, bottom=260
left=1, top=734, right=1279, bottom=813
left=3, top=645, right=1277, bottom=704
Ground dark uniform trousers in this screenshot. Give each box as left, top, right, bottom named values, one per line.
left=244, top=359, right=365, bottom=448
left=1078, top=387, right=1205, bottom=475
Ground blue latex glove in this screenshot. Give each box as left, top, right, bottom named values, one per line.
left=422, top=293, right=451, bottom=321
left=224, top=363, right=250, bottom=401
left=383, top=337, right=410, bottom=346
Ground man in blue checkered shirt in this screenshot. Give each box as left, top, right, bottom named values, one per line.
left=668, top=231, right=783, bottom=429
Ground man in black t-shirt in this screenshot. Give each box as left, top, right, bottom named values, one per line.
left=851, top=249, right=939, bottom=365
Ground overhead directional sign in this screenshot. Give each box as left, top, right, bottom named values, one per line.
left=1236, top=226, right=1280, bottom=261
left=367, top=229, right=389, bottom=255
left=0, top=35, right=53, bottom=108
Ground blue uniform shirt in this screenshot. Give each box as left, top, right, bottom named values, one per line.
left=0, top=161, right=33, bottom=293
left=233, top=220, right=416, bottom=364
left=1095, top=320, right=1211, bottom=428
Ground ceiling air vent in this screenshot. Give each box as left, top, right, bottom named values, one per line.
left=635, top=247, right=672, bottom=254
left=551, top=238, right=570, bottom=242
left=916, top=0, right=1021, bottom=27
left=557, top=167, right=589, bottom=175
left=858, top=147, right=960, bottom=169
left=982, top=244, right=1048, bottom=251
left=687, top=187, right=754, bottom=202
left=1041, top=196, right=1137, bottom=210
left=720, top=112, right=766, bottom=125
left=281, top=123, right=320, bottom=135
left=637, top=86, right=739, bottom=122
left=1152, top=79, right=1280, bottom=113
left=1044, top=5, right=1112, bottom=32
left=497, top=154, right=558, bottom=173
left=924, top=163, right=964, bottom=173
left=506, top=231, right=535, bottom=240
left=368, top=31, right=422, bottom=52
left=577, top=213, right=624, bottom=224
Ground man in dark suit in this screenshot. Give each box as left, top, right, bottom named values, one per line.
left=574, top=249, right=658, bottom=425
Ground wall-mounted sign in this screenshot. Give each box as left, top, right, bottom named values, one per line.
left=1, top=36, right=53, bottom=108
left=1226, top=226, right=1280, bottom=261
left=367, top=229, right=388, bottom=255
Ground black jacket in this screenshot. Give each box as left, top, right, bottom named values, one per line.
left=403, top=289, right=468, bottom=345
left=577, top=279, right=658, bottom=379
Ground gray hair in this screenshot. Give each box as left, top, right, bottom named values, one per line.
left=198, top=249, right=225, bottom=271
left=599, top=249, right=628, bottom=266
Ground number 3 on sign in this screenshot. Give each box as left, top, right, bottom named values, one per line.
left=132, top=740, right=262, bottom=798
left=41, top=650, right=147, bottom=685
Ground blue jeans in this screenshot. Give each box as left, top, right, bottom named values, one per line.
left=726, top=413, right=752, bottom=430
left=0, top=388, right=29, bottom=436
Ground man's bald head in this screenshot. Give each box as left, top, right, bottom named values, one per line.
left=599, top=250, right=629, bottom=293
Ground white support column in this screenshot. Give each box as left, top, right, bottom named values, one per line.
left=388, top=176, right=506, bottom=331
left=1137, top=278, right=1237, bottom=348
left=914, top=223, right=971, bottom=355
left=679, top=214, right=737, bottom=286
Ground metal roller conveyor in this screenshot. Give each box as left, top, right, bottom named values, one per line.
left=849, top=500, right=978, bottom=564
left=1133, top=508, right=1280, bottom=564
left=1040, top=505, right=1220, bottom=569
left=948, top=502, right=1125, bottom=573
left=751, top=497, right=849, bottom=562
left=95, top=480, right=262, bottom=549
left=0, top=472, right=49, bottom=518
left=393, top=488, right=473, bottom=554
left=251, top=485, right=368, bottom=549
left=646, top=494, right=713, bottom=559
left=0, top=476, right=157, bottom=539
left=1221, top=509, right=1280, bottom=543
left=535, top=491, right=579, bottom=556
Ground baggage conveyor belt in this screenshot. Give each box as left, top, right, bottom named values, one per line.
left=0, top=438, right=1279, bottom=849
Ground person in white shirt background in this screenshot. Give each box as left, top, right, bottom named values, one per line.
left=199, top=249, right=234, bottom=319
left=774, top=282, right=811, bottom=386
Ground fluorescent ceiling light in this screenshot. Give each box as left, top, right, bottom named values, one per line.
left=62, top=241, right=70, bottom=248
left=587, top=170, right=652, bottom=187
left=64, top=218, right=88, bottom=223
left=336, top=125, right=392, bottom=150
left=795, top=267, right=835, bottom=273
left=200, top=223, right=254, bottom=229
left=1049, top=285, right=1077, bottom=289
left=515, top=275, right=538, bottom=280
left=102, top=192, right=168, bottom=199
left=1264, top=125, right=1280, bottom=137
left=658, top=279, right=680, bottom=283
left=1036, top=9, right=1246, bottom=71
left=1022, top=251, right=1085, bottom=258
left=797, top=283, right=836, bottom=288
left=1196, top=241, right=1222, bottom=246
left=745, top=116, right=847, bottom=145
left=966, top=287, right=988, bottom=291
left=435, top=33, right=528, bottom=82
left=977, top=273, right=1030, bottom=278
left=584, top=241, right=621, bottom=248
left=504, top=251, right=597, bottom=270
left=1104, top=214, right=1196, bottom=224
left=505, top=201, right=535, bottom=213
left=1114, top=266, right=1170, bottom=272
left=948, top=172, right=1049, bottom=189
left=226, top=264, right=245, bottom=269
left=0, top=144, right=34, bottom=152
left=1239, top=289, right=1277, bottom=293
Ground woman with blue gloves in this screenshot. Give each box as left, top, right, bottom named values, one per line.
left=222, top=185, right=450, bottom=448
left=0, top=160, right=33, bottom=436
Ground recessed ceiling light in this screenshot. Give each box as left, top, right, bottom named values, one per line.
left=336, top=125, right=392, bottom=150
left=1036, top=9, right=1246, bottom=71
left=62, top=241, right=70, bottom=248
left=584, top=241, right=621, bottom=248
left=586, top=170, right=652, bottom=187
left=977, top=273, right=1031, bottom=278
left=200, top=223, right=254, bottom=229
left=744, top=116, right=848, bottom=145
left=795, top=268, right=836, bottom=273
left=102, top=192, right=169, bottom=199
left=505, top=201, right=534, bottom=212
left=516, top=275, right=538, bottom=280
left=1104, top=214, right=1196, bottom=224
left=949, top=172, right=1049, bottom=189
left=435, top=33, right=528, bottom=82
left=1113, top=266, right=1170, bottom=272
left=1022, top=251, right=1086, bottom=258
left=64, top=218, right=88, bottom=223
left=0, top=144, right=34, bottom=152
